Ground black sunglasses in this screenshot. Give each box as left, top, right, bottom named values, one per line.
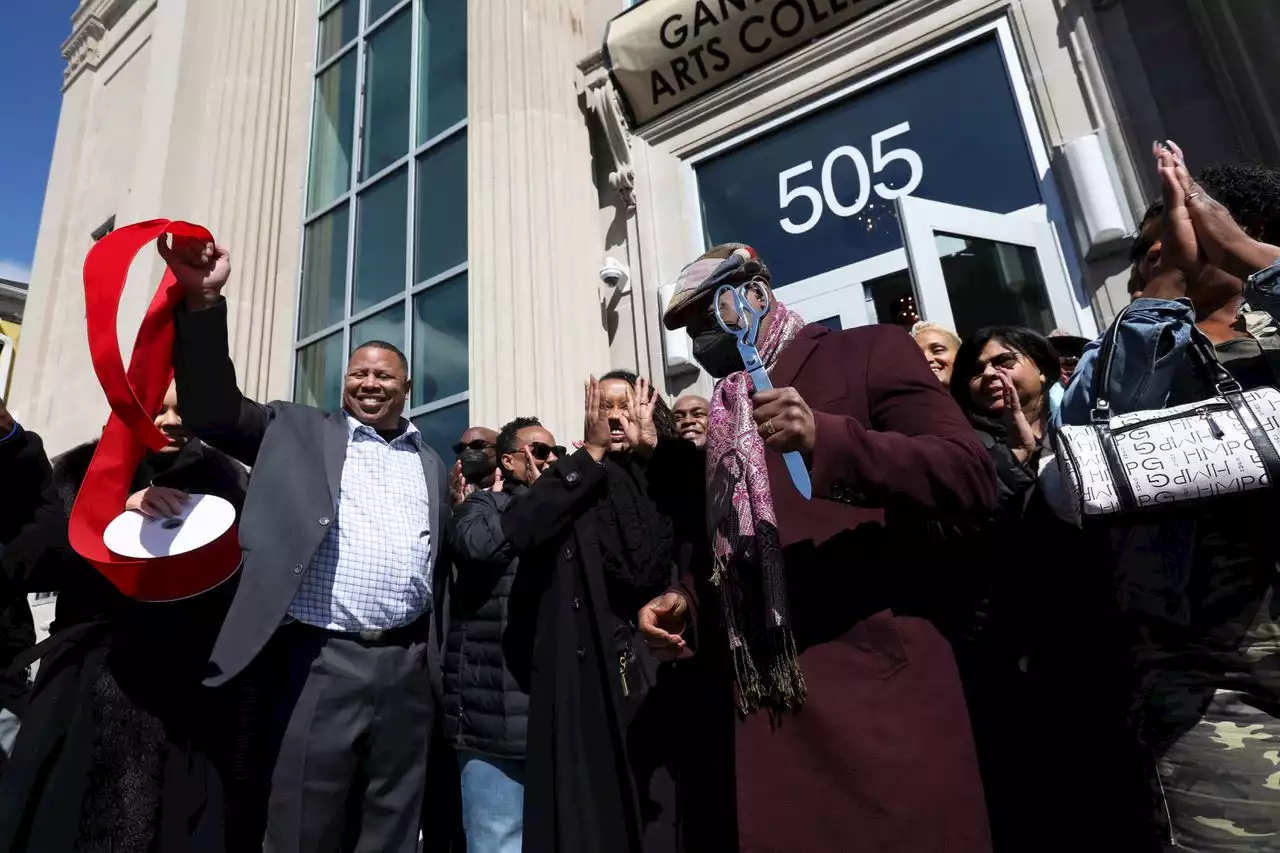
left=976, top=351, right=1021, bottom=373
left=527, top=442, right=566, bottom=461
left=452, top=439, right=494, bottom=454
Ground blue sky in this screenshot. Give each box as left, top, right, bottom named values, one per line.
left=0, top=2, right=77, bottom=282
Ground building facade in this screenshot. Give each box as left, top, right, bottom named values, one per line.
left=0, top=276, right=24, bottom=402
left=11, top=0, right=1280, bottom=462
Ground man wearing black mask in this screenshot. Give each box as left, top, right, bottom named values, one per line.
left=451, top=427, right=499, bottom=505
left=444, top=416, right=563, bottom=853
left=641, top=243, right=996, bottom=853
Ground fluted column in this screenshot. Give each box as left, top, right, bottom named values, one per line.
left=467, top=0, right=609, bottom=442
left=8, top=0, right=314, bottom=454
left=180, top=0, right=314, bottom=405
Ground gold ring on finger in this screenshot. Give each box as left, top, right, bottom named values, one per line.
left=763, top=418, right=778, bottom=436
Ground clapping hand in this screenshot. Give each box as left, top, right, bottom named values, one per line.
left=157, top=235, right=231, bottom=311
left=449, top=460, right=473, bottom=505
left=1154, top=141, right=1280, bottom=288
left=521, top=446, right=546, bottom=483
left=996, top=367, right=1037, bottom=461
left=622, top=377, right=660, bottom=456
left=583, top=377, right=612, bottom=462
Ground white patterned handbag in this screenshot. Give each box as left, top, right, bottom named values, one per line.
left=1053, top=308, right=1280, bottom=525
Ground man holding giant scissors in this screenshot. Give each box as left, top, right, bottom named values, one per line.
left=642, top=243, right=998, bottom=852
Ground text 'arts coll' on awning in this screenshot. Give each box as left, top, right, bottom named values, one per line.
left=604, top=0, right=889, bottom=127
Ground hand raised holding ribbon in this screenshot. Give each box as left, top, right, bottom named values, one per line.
left=157, top=235, right=230, bottom=311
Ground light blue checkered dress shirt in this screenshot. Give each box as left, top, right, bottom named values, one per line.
left=288, top=414, right=433, bottom=631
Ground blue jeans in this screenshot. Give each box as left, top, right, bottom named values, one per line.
left=456, top=750, right=524, bottom=853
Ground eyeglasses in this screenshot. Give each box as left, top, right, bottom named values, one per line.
left=452, top=439, right=494, bottom=454
left=527, top=442, right=566, bottom=461
left=976, top=351, right=1021, bottom=373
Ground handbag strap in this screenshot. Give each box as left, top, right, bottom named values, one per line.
left=1185, top=326, right=1243, bottom=395
left=1092, top=304, right=1245, bottom=421
left=1090, top=303, right=1129, bottom=423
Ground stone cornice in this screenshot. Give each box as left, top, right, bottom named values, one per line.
left=61, top=15, right=106, bottom=86
left=61, top=0, right=139, bottom=88
left=576, top=50, right=636, bottom=210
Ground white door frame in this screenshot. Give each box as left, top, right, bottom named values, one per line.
left=898, top=196, right=1082, bottom=335
left=678, top=17, right=1093, bottom=334
left=775, top=249, right=909, bottom=329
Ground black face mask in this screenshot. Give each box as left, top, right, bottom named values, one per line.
left=459, top=449, right=496, bottom=482
left=691, top=328, right=744, bottom=378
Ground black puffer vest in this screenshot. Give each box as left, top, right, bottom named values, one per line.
left=443, top=488, right=528, bottom=757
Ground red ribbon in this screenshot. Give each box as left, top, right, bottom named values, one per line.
left=68, top=219, right=242, bottom=601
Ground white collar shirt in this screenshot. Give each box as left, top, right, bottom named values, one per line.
left=288, top=414, right=433, bottom=631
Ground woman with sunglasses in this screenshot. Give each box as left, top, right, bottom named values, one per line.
left=944, top=327, right=1060, bottom=848
left=501, top=371, right=704, bottom=853
left=945, top=327, right=1139, bottom=850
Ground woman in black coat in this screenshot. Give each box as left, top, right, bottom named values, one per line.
left=0, top=385, right=251, bottom=853
left=944, top=327, right=1144, bottom=851
left=502, top=373, right=705, bottom=853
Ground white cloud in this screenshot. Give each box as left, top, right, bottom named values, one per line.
left=0, top=259, right=32, bottom=283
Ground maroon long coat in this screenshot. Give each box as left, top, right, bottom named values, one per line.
left=684, top=323, right=997, bottom=853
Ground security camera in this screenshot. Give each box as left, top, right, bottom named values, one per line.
left=599, top=257, right=629, bottom=287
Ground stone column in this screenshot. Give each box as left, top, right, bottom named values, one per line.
left=466, top=0, right=610, bottom=442
left=174, top=0, right=315, bottom=404
left=9, top=0, right=315, bottom=452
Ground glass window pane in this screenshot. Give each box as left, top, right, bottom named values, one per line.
left=864, top=269, right=918, bottom=332
left=934, top=233, right=1054, bottom=338
left=350, top=301, right=406, bottom=354
left=414, top=132, right=466, bottom=283
left=298, top=204, right=350, bottom=338
left=412, top=274, right=467, bottom=406
left=295, top=331, right=344, bottom=413
left=307, top=51, right=358, bottom=212
left=419, top=0, right=468, bottom=142
left=317, top=0, right=359, bottom=64
left=362, top=9, right=412, bottom=178
left=412, top=400, right=469, bottom=464
left=354, top=168, right=408, bottom=313
left=368, top=0, right=402, bottom=25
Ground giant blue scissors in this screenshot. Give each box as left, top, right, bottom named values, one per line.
left=715, top=283, right=813, bottom=500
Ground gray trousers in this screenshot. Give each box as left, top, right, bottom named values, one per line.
left=263, top=620, right=435, bottom=853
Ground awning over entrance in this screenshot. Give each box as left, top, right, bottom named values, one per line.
left=604, top=0, right=886, bottom=127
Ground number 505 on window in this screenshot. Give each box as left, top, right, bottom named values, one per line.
left=778, top=122, right=923, bottom=236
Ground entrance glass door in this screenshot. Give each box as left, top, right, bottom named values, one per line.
left=775, top=199, right=1081, bottom=340
left=897, top=196, right=1080, bottom=339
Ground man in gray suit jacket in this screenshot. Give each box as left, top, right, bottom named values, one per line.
left=163, top=237, right=448, bottom=853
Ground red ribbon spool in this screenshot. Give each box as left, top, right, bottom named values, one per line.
left=68, top=219, right=242, bottom=601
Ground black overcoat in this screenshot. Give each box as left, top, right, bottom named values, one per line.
left=0, top=432, right=248, bottom=853
left=501, top=440, right=706, bottom=853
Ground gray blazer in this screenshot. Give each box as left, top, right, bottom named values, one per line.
left=173, top=300, right=449, bottom=688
